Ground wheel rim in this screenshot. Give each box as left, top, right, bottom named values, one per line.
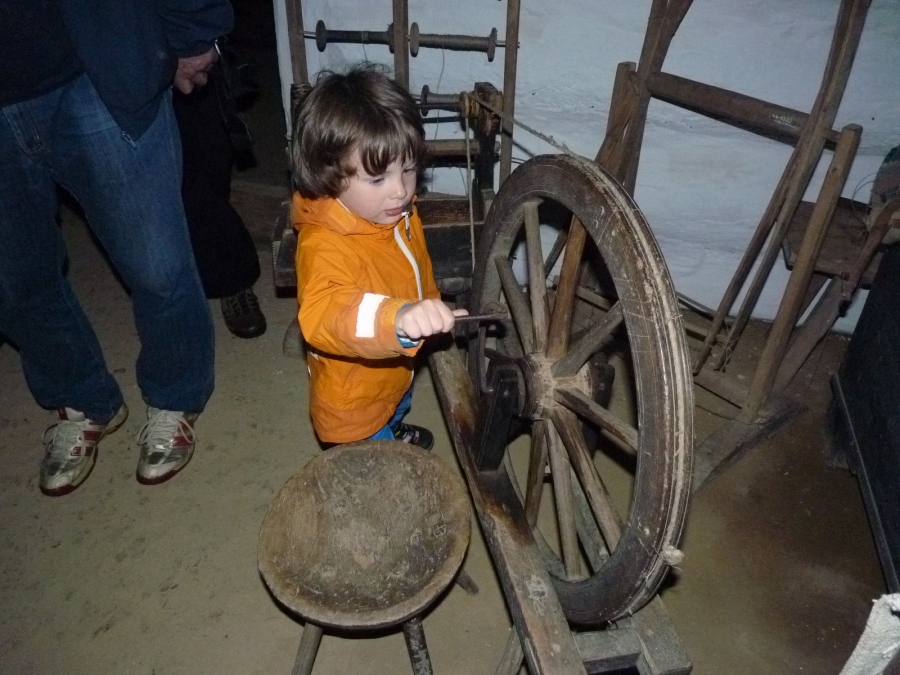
left=468, top=154, right=694, bottom=624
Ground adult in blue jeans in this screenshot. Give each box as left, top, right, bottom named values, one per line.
left=0, top=0, right=233, bottom=496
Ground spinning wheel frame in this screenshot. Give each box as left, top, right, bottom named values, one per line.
left=466, top=154, right=694, bottom=625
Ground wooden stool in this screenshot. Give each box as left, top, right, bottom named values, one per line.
left=258, top=440, right=472, bottom=675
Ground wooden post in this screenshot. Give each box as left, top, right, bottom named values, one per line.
left=741, top=124, right=862, bottom=420
left=498, top=0, right=521, bottom=183
left=392, top=0, right=409, bottom=89
left=284, top=0, right=309, bottom=85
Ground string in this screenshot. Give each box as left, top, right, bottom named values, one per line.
left=464, top=99, right=476, bottom=271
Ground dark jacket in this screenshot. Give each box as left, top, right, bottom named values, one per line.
left=58, top=0, right=234, bottom=139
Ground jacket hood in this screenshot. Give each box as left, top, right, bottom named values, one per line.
left=292, top=194, right=410, bottom=238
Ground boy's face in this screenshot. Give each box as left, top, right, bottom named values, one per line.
left=338, top=150, right=417, bottom=225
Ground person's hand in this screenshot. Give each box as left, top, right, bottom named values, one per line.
left=396, top=300, right=468, bottom=340
left=174, top=46, right=219, bottom=94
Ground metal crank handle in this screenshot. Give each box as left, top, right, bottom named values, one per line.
left=454, top=313, right=507, bottom=324
left=453, top=301, right=509, bottom=324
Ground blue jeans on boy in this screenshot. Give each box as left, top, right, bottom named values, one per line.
left=0, top=74, right=214, bottom=422
left=367, top=388, right=413, bottom=441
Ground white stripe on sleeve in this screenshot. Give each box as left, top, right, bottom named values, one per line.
left=356, top=293, right=388, bottom=338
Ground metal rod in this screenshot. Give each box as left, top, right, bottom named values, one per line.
left=454, top=313, right=508, bottom=324
left=455, top=301, right=508, bottom=324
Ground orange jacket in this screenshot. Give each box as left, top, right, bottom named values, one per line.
left=293, top=193, right=440, bottom=443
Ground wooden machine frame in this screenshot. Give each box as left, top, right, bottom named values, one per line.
left=267, top=1, right=895, bottom=673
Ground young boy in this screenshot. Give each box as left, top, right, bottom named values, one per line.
left=290, top=65, right=465, bottom=448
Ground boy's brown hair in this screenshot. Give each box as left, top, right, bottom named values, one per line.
left=291, top=64, right=426, bottom=199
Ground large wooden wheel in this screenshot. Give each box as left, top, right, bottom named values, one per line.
left=467, top=154, right=693, bottom=624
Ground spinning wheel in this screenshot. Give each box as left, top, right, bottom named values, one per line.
left=464, top=154, right=694, bottom=625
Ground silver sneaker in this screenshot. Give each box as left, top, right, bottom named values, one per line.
left=136, top=408, right=198, bottom=485
left=40, top=405, right=128, bottom=496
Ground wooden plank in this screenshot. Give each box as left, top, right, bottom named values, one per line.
left=693, top=394, right=806, bottom=490
left=425, top=138, right=498, bottom=161
left=272, top=203, right=483, bottom=290
left=782, top=198, right=879, bottom=284
left=622, top=596, right=693, bottom=675
left=774, top=278, right=843, bottom=392
left=575, top=629, right=642, bottom=673
left=692, top=367, right=748, bottom=408
left=428, top=346, right=587, bottom=675
left=418, top=193, right=485, bottom=223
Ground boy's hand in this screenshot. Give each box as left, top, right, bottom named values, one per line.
left=396, top=300, right=469, bottom=340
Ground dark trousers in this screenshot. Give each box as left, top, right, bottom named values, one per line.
left=172, top=68, right=260, bottom=299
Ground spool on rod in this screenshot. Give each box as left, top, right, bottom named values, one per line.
left=306, top=20, right=395, bottom=53
left=409, top=23, right=503, bottom=62
left=417, top=85, right=465, bottom=117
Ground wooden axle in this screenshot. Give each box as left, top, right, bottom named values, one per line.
left=409, top=23, right=503, bottom=61
left=418, top=85, right=463, bottom=115
left=307, top=21, right=505, bottom=62
left=307, top=20, right=395, bottom=53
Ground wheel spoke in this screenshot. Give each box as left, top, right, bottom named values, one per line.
left=495, top=255, right=534, bottom=353
left=574, top=283, right=614, bottom=311
left=547, top=419, right=584, bottom=580
left=544, top=227, right=568, bottom=279
left=546, top=219, right=587, bottom=360
left=524, top=200, right=549, bottom=352
left=524, top=420, right=549, bottom=528
left=554, top=384, right=638, bottom=456
left=552, top=302, right=623, bottom=378
left=550, top=408, right=624, bottom=547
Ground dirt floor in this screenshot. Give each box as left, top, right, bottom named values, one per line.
left=0, top=207, right=888, bottom=675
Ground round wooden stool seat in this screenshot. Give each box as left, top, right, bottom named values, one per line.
left=258, top=440, right=471, bottom=631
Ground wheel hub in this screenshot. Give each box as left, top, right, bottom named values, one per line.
left=516, top=354, right=595, bottom=421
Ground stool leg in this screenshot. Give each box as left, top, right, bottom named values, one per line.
left=291, top=623, right=324, bottom=675
left=454, top=568, right=479, bottom=595
left=402, top=617, right=434, bottom=675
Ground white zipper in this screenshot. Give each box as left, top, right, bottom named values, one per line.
left=394, top=214, right=422, bottom=300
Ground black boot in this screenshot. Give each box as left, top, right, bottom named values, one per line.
left=221, top=288, right=266, bottom=339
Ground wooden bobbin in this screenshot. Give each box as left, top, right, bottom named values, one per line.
left=307, top=20, right=396, bottom=53
left=409, top=23, right=502, bottom=61
left=417, top=86, right=485, bottom=119
left=418, top=85, right=463, bottom=117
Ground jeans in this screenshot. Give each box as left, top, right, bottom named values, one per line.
left=0, top=74, right=214, bottom=422
left=367, top=388, right=413, bottom=441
